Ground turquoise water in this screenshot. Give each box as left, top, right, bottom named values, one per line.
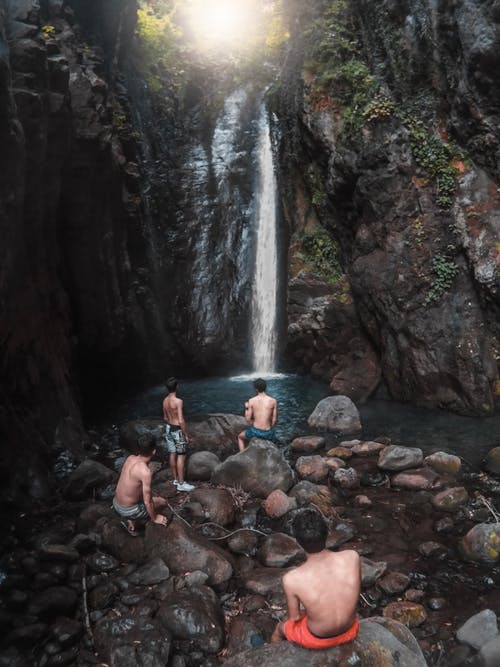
left=112, top=373, right=500, bottom=466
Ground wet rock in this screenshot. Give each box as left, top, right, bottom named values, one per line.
left=257, top=533, right=304, bottom=568
left=405, top=589, right=425, bottom=603
left=77, top=503, right=115, bottom=532
left=377, top=572, right=410, bottom=595
left=190, top=487, right=236, bottom=526
left=186, top=451, right=221, bottom=480
left=456, top=608, right=499, bottom=650
left=326, top=523, right=357, bottom=549
left=324, top=457, right=346, bottom=471
left=64, top=460, right=117, bottom=500
left=227, top=530, right=259, bottom=556
left=51, top=617, right=83, bottom=648
left=361, top=557, right=387, bottom=586
left=460, top=522, right=500, bottom=563
left=288, top=480, right=334, bottom=505
left=211, top=441, right=294, bottom=497
left=391, top=467, right=440, bottom=491
left=242, top=567, right=285, bottom=596
left=478, top=635, right=500, bottom=667
left=226, top=617, right=265, bottom=656
left=86, top=551, right=120, bottom=574
left=360, top=468, right=390, bottom=487
left=6, top=622, right=49, bottom=647
left=222, top=617, right=427, bottom=666
left=425, top=452, right=462, bottom=476
left=482, top=447, right=500, bottom=476
left=0, top=647, right=26, bottom=666
left=428, top=597, right=446, bottom=610
left=93, top=614, right=172, bottom=665
left=383, top=601, right=428, bottom=627
left=378, top=445, right=424, bottom=471
left=99, top=519, right=147, bottom=563
left=326, top=446, right=353, bottom=459
left=333, top=466, right=360, bottom=488
left=157, top=585, right=224, bottom=653
left=418, top=541, right=447, bottom=558
left=127, top=557, right=170, bottom=586
left=46, top=646, right=79, bottom=665
left=88, top=582, right=118, bottom=610
left=263, top=489, right=297, bottom=518
left=307, top=395, right=361, bottom=433
left=69, top=533, right=97, bottom=554
left=354, top=494, right=372, bottom=507
left=290, top=436, right=325, bottom=452
left=145, top=519, right=233, bottom=585
left=38, top=544, right=79, bottom=562
left=434, top=516, right=454, bottom=533
left=295, top=455, right=329, bottom=483
left=431, top=486, right=469, bottom=512
left=352, top=441, right=386, bottom=456
left=27, top=586, right=78, bottom=620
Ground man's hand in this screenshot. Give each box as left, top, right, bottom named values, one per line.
left=154, top=515, right=168, bottom=526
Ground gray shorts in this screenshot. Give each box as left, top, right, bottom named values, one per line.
left=113, top=497, right=148, bottom=520
left=165, top=423, right=187, bottom=455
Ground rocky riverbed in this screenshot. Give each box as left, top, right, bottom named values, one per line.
left=1, top=401, right=500, bottom=666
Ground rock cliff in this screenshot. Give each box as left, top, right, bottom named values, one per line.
left=275, top=0, right=499, bottom=415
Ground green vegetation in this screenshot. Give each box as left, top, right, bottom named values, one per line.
left=298, top=228, right=343, bottom=284
left=406, top=119, right=461, bottom=209
left=41, top=24, right=55, bottom=39
left=425, top=253, right=458, bottom=304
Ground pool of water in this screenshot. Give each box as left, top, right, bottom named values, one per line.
left=110, top=373, right=500, bottom=467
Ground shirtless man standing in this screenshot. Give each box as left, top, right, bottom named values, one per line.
left=271, top=508, right=361, bottom=648
left=113, top=433, right=168, bottom=535
left=237, top=378, right=278, bottom=452
left=163, top=377, right=194, bottom=492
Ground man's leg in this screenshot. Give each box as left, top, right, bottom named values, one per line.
left=237, top=431, right=247, bottom=452
left=169, top=452, right=178, bottom=483
left=177, top=454, right=186, bottom=485
left=271, top=621, right=286, bottom=643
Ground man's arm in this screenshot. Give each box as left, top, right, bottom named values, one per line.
left=271, top=400, right=278, bottom=428
left=177, top=399, right=189, bottom=442
left=140, top=467, right=164, bottom=524
left=244, top=400, right=253, bottom=423
left=162, top=398, right=168, bottom=422
left=283, top=574, right=303, bottom=622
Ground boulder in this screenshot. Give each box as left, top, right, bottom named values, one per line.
left=127, top=558, right=170, bottom=586
left=431, top=486, right=469, bottom=512
left=295, top=455, right=329, bottom=483
left=227, top=530, right=260, bottom=556
left=482, top=447, right=500, bottom=476
left=460, top=522, right=500, bottom=563
left=378, top=446, right=423, bottom=471
left=391, top=467, right=440, bottom=491
left=211, top=441, right=295, bottom=497
left=190, top=487, right=236, bottom=526
left=290, top=436, right=325, bottom=452
left=456, top=609, right=499, bottom=651
left=263, top=489, right=297, bottom=518
left=157, top=585, right=224, bottom=654
left=242, top=567, right=286, bottom=596
left=221, top=617, right=427, bottom=666
left=352, top=440, right=387, bottom=456
left=425, top=451, right=462, bottom=475
left=257, top=533, right=305, bottom=568
left=307, top=396, right=361, bottom=433
left=64, top=460, right=117, bottom=500
left=226, top=617, right=266, bottom=657
left=333, top=467, right=360, bottom=489
left=383, top=601, right=428, bottom=628
left=93, top=614, right=171, bottom=666
left=187, top=451, right=221, bottom=480
left=288, top=480, right=333, bottom=505
left=145, top=519, right=233, bottom=585
left=27, top=586, right=78, bottom=620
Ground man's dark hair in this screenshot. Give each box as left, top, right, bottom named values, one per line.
left=136, top=432, right=156, bottom=456
left=254, top=378, right=266, bottom=393
left=292, top=509, right=328, bottom=553
left=166, top=377, right=178, bottom=393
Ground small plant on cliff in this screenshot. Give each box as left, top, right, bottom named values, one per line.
left=298, top=228, right=343, bottom=284
left=425, top=253, right=459, bottom=304
left=363, top=96, right=395, bottom=122
left=312, top=190, right=327, bottom=207
left=41, top=24, right=55, bottom=40
left=407, top=119, right=461, bottom=209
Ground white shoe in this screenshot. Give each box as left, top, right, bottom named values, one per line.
left=173, top=479, right=179, bottom=486
left=176, top=482, right=195, bottom=492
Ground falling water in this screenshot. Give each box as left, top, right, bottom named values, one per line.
left=251, top=109, right=278, bottom=372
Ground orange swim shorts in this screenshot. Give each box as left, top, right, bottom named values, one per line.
left=283, top=615, right=359, bottom=650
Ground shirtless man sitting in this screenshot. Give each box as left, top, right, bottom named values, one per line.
left=113, top=433, right=168, bottom=535
left=271, top=508, right=361, bottom=649
left=237, top=378, right=278, bottom=452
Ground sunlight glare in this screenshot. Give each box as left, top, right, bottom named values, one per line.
left=189, top=0, right=258, bottom=48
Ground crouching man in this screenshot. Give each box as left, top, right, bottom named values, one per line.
left=271, top=509, right=361, bottom=649
left=113, top=433, right=168, bottom=535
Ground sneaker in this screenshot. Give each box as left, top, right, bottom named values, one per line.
left=173, top=479, right=179, bottom=486
left=176, top=481, right=195, bottom=492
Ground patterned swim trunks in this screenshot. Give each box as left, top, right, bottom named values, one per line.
left=165, top=423, right=187, bottom=455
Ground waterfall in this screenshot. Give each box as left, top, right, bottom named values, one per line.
left=251, top=109, right=278, bottom=373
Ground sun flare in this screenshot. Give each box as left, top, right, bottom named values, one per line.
left=188, top=0, right=259, bottom=48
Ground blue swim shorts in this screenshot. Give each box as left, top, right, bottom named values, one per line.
left=245, top=426, right=276, bottom=441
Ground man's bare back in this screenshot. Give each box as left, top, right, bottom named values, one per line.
left=283, top=549, right=361, bottom=637
left=115, top=455, right=151, bottom=507
left=163, top=393, right=184, bottom=427
left=247, top=393, right=277, bottom=431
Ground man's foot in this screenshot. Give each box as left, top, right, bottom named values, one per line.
left=177, top=481, right=195, bottom=492
left=120, top=520, right=140, bottom=537
left=173, top=479, right=179, bottom=486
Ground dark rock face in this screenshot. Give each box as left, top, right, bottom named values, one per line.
left=276, top=0, right=499, bottom=415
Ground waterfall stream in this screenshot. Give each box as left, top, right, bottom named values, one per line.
left=251, top=109, right=278, bottom=373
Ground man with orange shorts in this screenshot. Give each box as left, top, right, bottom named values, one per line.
left=271, top=509, right=361, bottom=649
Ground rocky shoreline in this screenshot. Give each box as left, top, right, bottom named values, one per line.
left=1, top=402, right=500, bottom=666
